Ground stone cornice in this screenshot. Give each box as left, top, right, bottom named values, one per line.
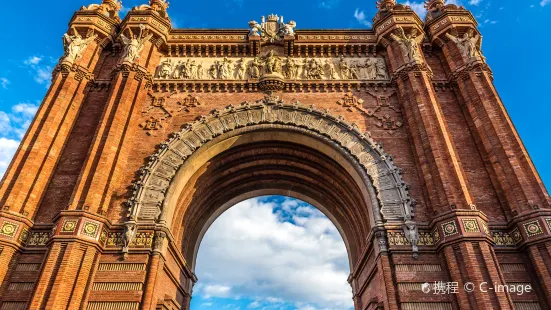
left=111, top=62, right=154, bottom=88
left=390, top=61, right=433, bottom=83
left=448, top=60, right=493, bottom=83
left=53, top=61, right=95, bottom=81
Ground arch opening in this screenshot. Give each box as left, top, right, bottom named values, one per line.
left=125, top=97, right=418, bottom=291
left=189, top=196, right=354, bottom=310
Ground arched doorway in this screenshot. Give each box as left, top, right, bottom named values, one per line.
left=125, top=95, right=416, bottom=309
left=190, top=196, right=353, bottom=309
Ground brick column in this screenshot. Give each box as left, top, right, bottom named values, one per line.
left=426, top=1, right=550, bottom=217
left=0, top=8, right=119, bottom=220
left=374, top=3, right=513, bottom=309
left=28, top=212, right=106, bottom=309
left=375, top=8, right=474, bottom=215
left=425, top=4, right=551, bottom=306
left=68, top=8, right=170, bottom=215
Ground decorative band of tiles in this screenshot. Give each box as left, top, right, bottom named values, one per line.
left=86, top=302, right=140, bottom=310
left=395, top=264, right=442, bottom=272
left=92, top=282, right=143, bottom=291
left=97, top=263, right=146, bottom=271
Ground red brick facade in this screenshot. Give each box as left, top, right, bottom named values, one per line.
left=0, top=0, right=550, bottom=309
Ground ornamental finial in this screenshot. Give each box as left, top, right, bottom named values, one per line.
left=149, top=0, right=169, bottom=11
left=80, top=0, right=122, bottom=20
left=376, top=0, right=396, bottom=11
left=424, top=0, right=444, bottom=11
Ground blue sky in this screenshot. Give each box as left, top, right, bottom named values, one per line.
left=0, top=1, right=550, bottom=309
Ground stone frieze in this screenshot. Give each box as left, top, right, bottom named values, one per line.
left=154, top=56, right=389, bottom=81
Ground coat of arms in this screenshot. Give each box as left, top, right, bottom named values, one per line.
left=248, top=14, right=296, bottom=42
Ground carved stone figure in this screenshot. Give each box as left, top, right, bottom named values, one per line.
left=120, top=25, right=153, bottom=64
left=236, top=58, right=246, bottom=79
left=158, top=59, right=172, bottom=79
left=188, top=60, right=199, bottom=79
left=122, top=223, right=137, bottom=253
left=219, top=57, right=233, bottom=79
left=197, top=63, right=204, bottom=79
left=305, top=58, right=323, bottom=79
left=349, top=61, right=360, bottom=79
left=403, top=221, right=419, bottom=257
left=248, top=20, right=261, bottom=36
left=62, top=29, right=98, bottom=63
left=339, top=56, right=352, bottom=79
left=390, top=26, right=424, bottom=64
left=249, top=57, right=261, bottom=78
left=324, top=59, right=338, bottom=79
left=248, top=14, right=297, bottom=42
left=375, top=58, right=388, bottom=79
left=262, top=50, right=281, bottom=74
left=282, top=20, right=297, bottom=36
left=446, top=29, right=484, bottom=63
left=209, top=61, right=218, bottom=79
left=172, top=60, right=183, bottom=79
left=363, top=58, right=376, bottom=80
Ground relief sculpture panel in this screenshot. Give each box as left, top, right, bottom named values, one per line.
left=154, top=55, right=389, bottom=81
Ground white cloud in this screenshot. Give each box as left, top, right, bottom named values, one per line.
left=0, top=112, right=11, bottom=133
left=23, top=56, right=52, bottom=87
left=0, top=138, right=20, bottom=178
left=0, top=78, right=9, bottom=89
left=469, top=0, right=481, bottom=5
left=203, top=284, right=232, bottom=298
left=0, top=102, right=39, bottom=140
left=12, top=103, right=39, bottom=116
left=541, top=0, right=551, bottom=6
left=24, top=56, right=43, bottom=66
left=120, top=6, right=131, bottom=16
left=353, top=8, right=371, bottom=27
left=194, top=197, right=352, bottom=309
left=319, top=0, right=339, bottom=9
left=445, top=0, right=461, bottom=5
left=402, top=1, right=427, bottom=18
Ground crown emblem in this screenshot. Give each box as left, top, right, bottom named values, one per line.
left=267, top=14, right=279, bottom=22
left=248, top=14, right=297, bottom=42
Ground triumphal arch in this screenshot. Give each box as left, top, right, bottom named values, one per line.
left=0, top=0, right=550, bottom=309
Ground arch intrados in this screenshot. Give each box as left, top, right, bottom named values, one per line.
left=164, top=126, right=378, bottom=230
